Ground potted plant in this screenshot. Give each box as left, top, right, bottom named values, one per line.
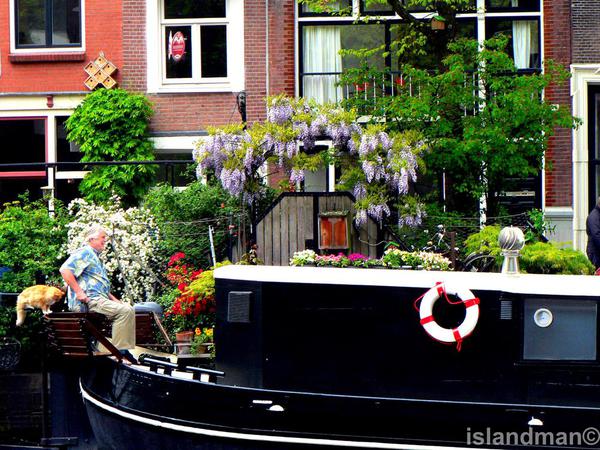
left=348, top=253, right=368, bottom=268
left=190, top=327, right=214, bottom=355
left=289, top=250, right=317, bottom=266
left=160, top=252, right=215, bottom=353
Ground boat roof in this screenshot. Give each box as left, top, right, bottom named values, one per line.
left=215, top=265, right=600, bottom=298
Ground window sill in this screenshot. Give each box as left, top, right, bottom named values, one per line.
left=9, top=52, right=86, bottom=63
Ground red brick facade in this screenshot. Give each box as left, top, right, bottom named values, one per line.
left=0, top=0, right=123, bottom=92
left=543, top=0, right=572, bottom=208
left=120, top=0, right=295, bottom=133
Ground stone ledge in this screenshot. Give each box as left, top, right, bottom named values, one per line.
left=9, top=52, right=86, bottom=63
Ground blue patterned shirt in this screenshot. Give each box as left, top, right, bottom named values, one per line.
left=60, top=245, right=111, bottom=310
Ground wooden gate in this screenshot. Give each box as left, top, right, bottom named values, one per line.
left=255, top=192, right=384, bottom=266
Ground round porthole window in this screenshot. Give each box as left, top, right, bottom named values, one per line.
left=533, top=308, right=553, bottom=328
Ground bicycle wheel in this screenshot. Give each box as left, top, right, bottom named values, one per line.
left=462, top=253, right=498, bottom=272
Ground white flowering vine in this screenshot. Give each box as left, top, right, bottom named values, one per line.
left=195, top=95, right=427, bottom=228
left=62, top=197, right=160, bottom=304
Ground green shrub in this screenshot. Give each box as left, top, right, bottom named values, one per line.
left=520, top=242, right=594, bottom=275
left=462, top=225, right=502, bottom=258
left=143, top=181, right=241, bottom=268
left=0, top=197, right=68, bottom=292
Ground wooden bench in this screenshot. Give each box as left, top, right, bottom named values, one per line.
left=134, top=311, right=173, bottom=352
left=44, top=312, right=135, bottom=363
left=44, top=311, right=173, bottom=363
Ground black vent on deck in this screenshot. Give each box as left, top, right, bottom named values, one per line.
left=228, top=291, right=252, bottom=323
left=500, top=300, right=513, bottom=320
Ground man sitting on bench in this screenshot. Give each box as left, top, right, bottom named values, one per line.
left=60, top=225, right=135, bottom=361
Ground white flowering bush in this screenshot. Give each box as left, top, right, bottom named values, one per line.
left=195, top=95, right=426, bottom=228
left=62, top=197, right=160, bottom=303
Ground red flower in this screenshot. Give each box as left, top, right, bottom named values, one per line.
left=191, top=269, right=203, bottom=279
left=168, top=252, right=186, bottom=267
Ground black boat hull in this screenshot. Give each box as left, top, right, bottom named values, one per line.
left=81, top=358, right=600, bottom=450
left=81, top=267, right=600, bottom=449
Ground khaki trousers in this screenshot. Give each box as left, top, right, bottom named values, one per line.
left=87, top=297, right=136, bottom=350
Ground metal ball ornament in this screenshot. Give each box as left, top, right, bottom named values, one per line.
left=498, top=226, right=525, bottom=251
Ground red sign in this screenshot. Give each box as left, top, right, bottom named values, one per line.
left=169, top=31, right=186, bottom=62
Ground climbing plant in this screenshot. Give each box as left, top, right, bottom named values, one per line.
left=65, top=88, right=156, bottom=206
left=195, top=96, right=426, bottom=227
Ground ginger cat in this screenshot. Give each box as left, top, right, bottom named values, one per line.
left=16, top=285, right=65, bottom=326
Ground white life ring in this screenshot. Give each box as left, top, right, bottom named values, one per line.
left=419, top=283, right=480, bottom=344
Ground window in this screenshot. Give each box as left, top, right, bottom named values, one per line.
left=485, top=0, right=539, bottom=12
left=486, top=18, right=540, bottom=69
left=15, top=0, right=81, bottom=48
left=298, top=0, right=541, bottom=102
left=149, top=0, right=243, bottom=92
left=319, top=213, right=349, bottom=250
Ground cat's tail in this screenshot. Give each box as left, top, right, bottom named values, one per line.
left=15, top=297, right=27, bottom=326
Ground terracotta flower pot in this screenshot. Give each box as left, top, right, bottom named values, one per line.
left=175, top=331, right=194, bottom=355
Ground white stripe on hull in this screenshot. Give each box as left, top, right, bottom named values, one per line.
left=80, top=381, right=497, bottom=450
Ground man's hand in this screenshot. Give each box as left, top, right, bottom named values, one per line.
left=76, top=290, right=90, bottom=303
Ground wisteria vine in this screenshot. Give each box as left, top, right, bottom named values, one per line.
left=194, top=95, right=426, bottom=228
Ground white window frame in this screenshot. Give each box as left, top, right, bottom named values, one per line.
left=295, top=0, right=544, bottom=97
left=9, top=0, right=86, bottom=53
left=147, top=0, right=245, bottom=93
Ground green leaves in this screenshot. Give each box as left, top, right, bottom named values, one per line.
left=0, top=197, right=68, bottom=292
left=65, top=88, right=156, bottom=207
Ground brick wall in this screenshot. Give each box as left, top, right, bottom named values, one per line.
left=543, top=0, right=572, bottom=208
left=120, top=0, right=295, bottom=133
left=572, top=0, right=600, bottom=64
left=0, top=0, right=123, bottom=93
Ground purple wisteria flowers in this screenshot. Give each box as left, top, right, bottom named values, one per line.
left=193, top=96, right=425, bottom=229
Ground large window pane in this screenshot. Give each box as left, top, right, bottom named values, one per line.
left=201, top=26, right=227, bottom=77
left=486, top=0, right=540, bottom=11
left=361, top=0, right=394, bottom=14
left=361, top=0, right=475, bottom=13
left=340, top=24, right=385, bottom=70
left=17, top=0, right=46, bottom=45
left=486, top=19, right=540, bottom=69
left=56, top=116, right=81, bottom=163
left=52, top=0, right=81, bottom=44
left=0, top=119, right=46, bottom=164
left=164, top=0, right=225, bottom=19
left=391, top=20, right=475, bottom=71
left=302, top=26, right=343, bottom=103
left=300, top=0, right=351, bottom=16
left=165, top=26, right=193, bottom=79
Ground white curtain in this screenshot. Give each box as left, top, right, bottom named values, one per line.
left=303, top=26, right=343, bottom=104
left=512, top=20, right=537, bottom=69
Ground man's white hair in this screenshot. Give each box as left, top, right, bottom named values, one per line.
left=84, top=225, right=108, bottom=242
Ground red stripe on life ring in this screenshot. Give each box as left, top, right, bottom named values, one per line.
left=453, top=328, right=462, bottom=342
left=420, top=316, right=434, bottom=325
left=463, top=298, right=480, bottom=308
left=436, top=283, right=445, bottom=296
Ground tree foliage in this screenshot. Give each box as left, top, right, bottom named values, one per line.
left=65, top=88, right=156, bottom=206
left=342, top=37, right=579, bottom=215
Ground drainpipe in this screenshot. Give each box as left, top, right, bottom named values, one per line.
left=265, top=0, right=270, bottom=103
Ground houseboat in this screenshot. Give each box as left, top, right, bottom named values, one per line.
left=80, top=264, right=600, bottom=449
